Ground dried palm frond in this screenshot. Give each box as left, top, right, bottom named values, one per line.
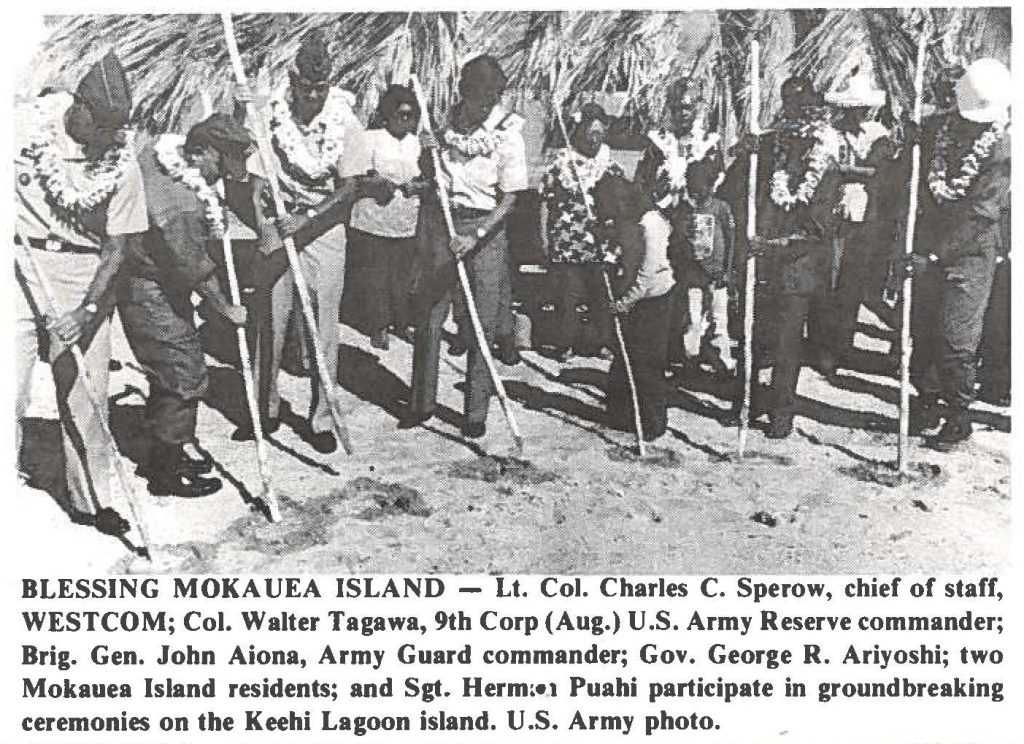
left=22, top=10, right=1008, bottom=143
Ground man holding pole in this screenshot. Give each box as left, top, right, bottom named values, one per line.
left=403, top=55, right=529, bottom=439
left=124, top=113, right=250, bottom=497
left=245, top=29, right=363, bottom=454
left=15, top=52, right=148, bottom=536
left=748, top=78, right=843, bottom=440
left=910, top=58, right=1010, bottom=451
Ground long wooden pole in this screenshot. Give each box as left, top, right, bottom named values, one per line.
left=897, top=29, right=929, bottom=473
left=409, top=74, right=524, bottom=453
left=738, top=40, right=761, bottom=458
left=220, top=228, right=281, bottom=521
left=16, top=242, right=153, bottom=560
left=552, top=107, right=646, bottom=457
left=221, top=13, right=353, bottom=455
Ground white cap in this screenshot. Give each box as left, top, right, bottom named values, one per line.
left=955, top=58, right=1011, bottom=123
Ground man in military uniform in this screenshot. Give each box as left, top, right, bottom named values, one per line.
left=123, top=114, right=250, bottom=496
left=910, top=59, right=1011, bottom=450
left=245, top=29, right=364, bottom=453
left=15, top=52, right=148, bottom=536
left=749, top=79, right=843, bottom=439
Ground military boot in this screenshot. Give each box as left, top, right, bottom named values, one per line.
left=931, top=410, right=973, bottom=452
left=146, top=444, right=222, bottom=498
left=910, top=393, right=943, bottom=434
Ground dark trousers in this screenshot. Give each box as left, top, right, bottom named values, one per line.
left=768, top=292, right=814, bottom=418
left=607, top=289, right=675, bottom=436
left=410, top=218, right=512, bottom=426
left=344, top=228, right=415, bottom=335
left=911, top=253, right=998, bottom=410
left=548, top=262, right=612, bottom=351
left=815, top=224, right=876, bottom=358
left=452, top=219, right=514, bottom=348
left=978, top=258, right=1010, bottom=399
left=119, top=276, right=206, bottom=445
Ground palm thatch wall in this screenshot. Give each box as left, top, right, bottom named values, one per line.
left=21, top=9, right=1011, bottom=143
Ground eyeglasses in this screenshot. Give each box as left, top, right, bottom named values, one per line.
left=295, top=77, right=329, bottom=94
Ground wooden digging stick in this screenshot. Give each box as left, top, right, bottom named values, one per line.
left=221, top=13, right=353, bottom=455
left=738, top=39, right=761, bottom=459
left=897, top=28, right=929, bottom=473
left=15, top=241, right=153, bottom=560
left=553, top=107, right=646, bottom=457
left=219, top=223, right=281, bottom=520
left=409, top=73, right=524, bottom=453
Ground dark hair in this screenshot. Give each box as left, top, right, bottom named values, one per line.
left=185, top=113, right=254, bottom=157
left=667, top=78, right=694, bottom=108
left=570, top=102, right=611, bottom=140
left=459, top=55, right=508, bottom=99
left=372, top=84, right=420, bottom=129
left=594, top=172, right=645, bottom=224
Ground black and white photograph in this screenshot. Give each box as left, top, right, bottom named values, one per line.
left=10, top=7, right=1012, bottom=575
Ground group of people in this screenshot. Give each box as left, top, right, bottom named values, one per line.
left=14, top=26, right=1011, bottom=540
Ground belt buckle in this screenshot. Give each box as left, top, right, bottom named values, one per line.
left=45, top=237, right=62, bottom=252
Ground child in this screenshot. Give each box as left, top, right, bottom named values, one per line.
left=598, top=174, right=677, bottom=442
left=672, top=158, right=737, bottom=372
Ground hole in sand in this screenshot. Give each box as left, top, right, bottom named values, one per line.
left=606, top=446, right=685, bottom=467
left=840, top=461, right=947, bottom=489
left=447, top=456, right=559, bottom=485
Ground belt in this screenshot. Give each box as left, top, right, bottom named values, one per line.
left=26, top=237, right=101, bottom=255
left=451, top=205, right=491, bottom=220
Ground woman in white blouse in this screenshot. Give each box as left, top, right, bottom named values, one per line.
left=340, top=85, right=427, bottom=350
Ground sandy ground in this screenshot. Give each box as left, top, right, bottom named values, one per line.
left=16, top=309, right=1010, bottom=575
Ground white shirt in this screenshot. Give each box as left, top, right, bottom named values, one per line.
left=250, top=85, right=363, bottom=208
left=15, top=92, right=148, bottom=248
left=618, top=210, right=677, bottom=308
left=339, top=128, right=421, bottom=238
left=441, top=105, right=528, bottom=212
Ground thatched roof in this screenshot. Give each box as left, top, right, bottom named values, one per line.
left=21, top=9, right=1011, bottom=140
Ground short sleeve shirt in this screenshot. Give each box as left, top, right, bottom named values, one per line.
left=338, top=128, right=422, bottom=238
left=256, top=85, right=363, bottom=209
left=441, top=105, right=528, bottom=212
left=15, top=92, right=149, bottom=247
left=540, top=145, right=623, bottom=264
left=618, top=210, right=677, bottom=306
left=676, top=197, right=734, bottom=281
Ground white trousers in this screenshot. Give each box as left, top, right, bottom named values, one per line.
left=16, top=249, right=112, bottom=515
left=261, top=224, right=347, bottom=434
left=683, top=285, right=735, bottom=369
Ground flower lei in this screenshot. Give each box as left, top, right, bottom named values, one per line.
left=22, top=105, right=133, bottom=229
left=554, top=144, right=613, bottom=199
left=444, top=127, right=503, bottom=158
left=927, top=115, right=1008, bottom=204
left=154, top=134, right=227, bottom=238
left=770, top=114, right=841, bottom=210
left=269, top=87, right=353, bottom=184
left=443, top=108, right=521, bottom=158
